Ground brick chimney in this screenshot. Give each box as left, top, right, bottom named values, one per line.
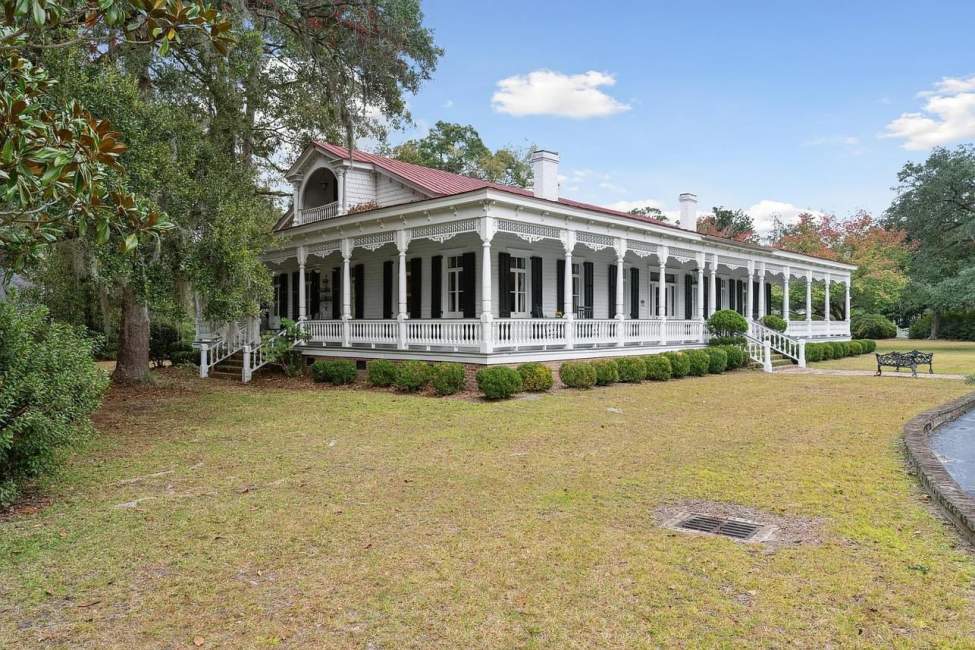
left=678, top=192, right=698, bottom=231
left=530, top=150, right=559, bottom=201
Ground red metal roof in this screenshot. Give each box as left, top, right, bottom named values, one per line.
left=312, top=141, right=669, bottom=227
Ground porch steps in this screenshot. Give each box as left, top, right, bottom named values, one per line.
left=210, top=351, right=244, bottom=381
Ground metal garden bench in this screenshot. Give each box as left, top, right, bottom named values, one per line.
left=875, top=350, right=934, bottom=378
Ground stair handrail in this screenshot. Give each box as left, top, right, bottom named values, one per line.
left=744, top=333, right=773, bottom=372
left=240, top=329, right=298, bottom=384
left=749, top=320, right=806, bottom=368
left=199, top=321, right=247, bottom=378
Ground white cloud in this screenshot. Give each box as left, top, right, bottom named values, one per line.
left=491, top=70, right=631, bottom=119
left=746, top=200, right=823, bottom=235
left=884, top=75, right=975, bottom=150
left=443, top=99, right=454, bottom=109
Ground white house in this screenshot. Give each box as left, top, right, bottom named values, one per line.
left=198, top=142, right=855, bottom=380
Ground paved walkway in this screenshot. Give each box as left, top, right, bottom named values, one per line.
left=777, top=367, right=967, bottom=380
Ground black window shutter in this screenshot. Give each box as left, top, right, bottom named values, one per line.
left=461, top=251, right=476, bottom=318
left=752, top=280, right=759, bottom=318
left=530, top=256, right=543, bottom=317
left=430, top=255, right=443, bottom=318
left=704, top=276, right=710, bottom=317
left=608, top=265, right=617, bottom=319
left=716, top=278, right=722, bottom=310
left=409, top=258, right=422, bottom=318
left=331, top=267, right=341, bottom=319
left=765, top=282, right=772, bottom=316
left=684, top=274, right=693, bottom=319
left=556, top=259, right=565, bottom=315
left=629, top=267, right=640, bottom=319
left=277, top=273, right=288, bottom=318
left=382, top=261, right=393, bottom=319
left=291, top=271, right=299, bottom=320
left=310, top=271, right=321, bottom=319
left=498, top=252, right=511, bottom=318
left=583, top=261, right=593, bottom=318
left=354, top=264, right=365, bottom=319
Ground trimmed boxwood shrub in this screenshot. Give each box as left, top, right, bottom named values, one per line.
left=861, top=339, right=877, bottom=353
left=663, top=351, right=690, bottom=378
left=394, top=360, right=432, bottom=392
left=560, top=361, right=597, bottom=389
left=593, top=360, right=619, bottom=385
left=760, top=314, right=787, bottom=332
left=721, top=345, right=746, bottom=369
left=851, top=313, right=897, bottom=339
left=708, top=335, right=747, bottom=347
left=367, top=359, right=398, bottom=387
left=476, top=366, right=522, bottom=399
left=848, top=341, right=863, bottom=355
left=705, top=347, right=728, bottom=373
left=431, top=363, right=466, bottom=396
left=616, top=357, right=646, bottom=383
left=830, top=341, right=846, bottom=358
left=804, top=343, right=822, bottom=362
left=310, top=359, right=357, bottom=384
left=643, top=355, right=672, bottom=381
left=518, top=362, right=554, bottom=392
left=819, top=343, right=834, bottom=360
left=707, top=309, right=749, bottom=338
left=685, top=349, right=711, bottom=376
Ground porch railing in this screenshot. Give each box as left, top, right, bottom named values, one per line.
left=408, top=319, right=482, bottom=349
left=786, top=319, right=850, bottom=338
left=299, top=201, right=341, bottom=224
left=199, top=319, right=249, bottom=378
left=300, top=318, right=706, bottom=352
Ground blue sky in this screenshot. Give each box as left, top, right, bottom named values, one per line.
left=385, top=0, right=975, bottom=233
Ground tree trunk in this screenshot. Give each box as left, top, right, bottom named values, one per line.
left=113, top=286, right=151, bottom=383
left=929, top=310, right=941, bottom=340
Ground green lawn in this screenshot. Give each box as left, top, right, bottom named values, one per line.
left=2, top=370, right=974, bottom=647
left=814, top=338, right=975, bottom=375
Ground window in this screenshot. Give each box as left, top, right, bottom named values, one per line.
left=650, top=274, right=677, bottom=317
left=446, top=255, right=464, bottom=317
left=510, top=256, right=528, bottom=316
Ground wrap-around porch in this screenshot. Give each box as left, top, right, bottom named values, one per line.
left=265, top=228, right=851, bottom=359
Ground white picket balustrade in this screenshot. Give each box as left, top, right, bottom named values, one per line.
left=299, top=201, right=340, bottom=224
left=622, top=319, right=661, bottom=344
left=664, top=319, right=704, bottom=342
left=493, top=318, right=566, bottom=349
left=573, top=319, right=618, bottom=345
left=407, top=319, right=482, bottom=348
left=349, top=319, right=398, bottom=346
left=303, top=320, right=343, bottom=343
left=749, top=320, right=805, bottom=367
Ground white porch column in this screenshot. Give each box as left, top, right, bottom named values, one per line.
left=291, top=180, right=302, bottom=226
left=562, top=230, right=576, bottom=349
left=708, top=253, right=717, bottom=318
left=658, top=246, right=669, bottom=344
left=758, top=262, right=766, bottom=319
left=396, top=230, right=409, bottom=350
left=746, top=260, right=755, bottom=324
left=824, top=272, right=831, bottom=336
left=782, top=266, right=791, bottom=322
left=479, top=217, right=496, bottom=354
left=614, top=238, right=626, bottom=347
left=805, top=269, right=813, bottom=335
left=695, top=253, right=705, bottom=319
left=285, top=270, right=293, bottom=322
left=297, top=245, right=307, bottom=322
left=844, top=275, right=852, bottom=324
left=336, top=166, right=347, bottom=215
left=341, top=238, right=352, bottom=347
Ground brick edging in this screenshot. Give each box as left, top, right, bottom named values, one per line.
left=903, top=391, right=975, bottom=545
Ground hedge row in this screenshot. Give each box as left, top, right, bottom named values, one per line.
left=805, top=339, right=875, bottom=362
left=312, top=345, right=757, bottom=401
